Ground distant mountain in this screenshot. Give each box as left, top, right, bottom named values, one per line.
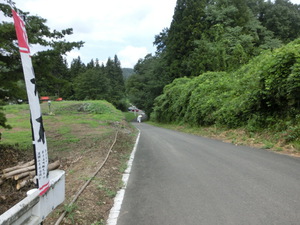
left=122, top=68, right=134, bottom=79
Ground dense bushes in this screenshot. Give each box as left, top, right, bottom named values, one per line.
left=152, top=39, right=300, bottom=134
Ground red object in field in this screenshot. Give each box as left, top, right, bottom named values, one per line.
left=40, top=96, right=50, bottom=101
left=55, top=98, right=63, bottom=101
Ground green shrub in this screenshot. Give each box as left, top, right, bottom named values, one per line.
left=152, top=39, right=300, bottom=135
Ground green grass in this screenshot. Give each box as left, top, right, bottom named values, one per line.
left=262, top=141, right=274, bottom=149
left=76, top=119, right=100, bottom=128
left=91, top=220, right=105, bottom=225
left=292, top=141, right=300, bottom=151
left=147, top=121, right=299, bottom=153
left=58, top=126, right=71, bottom=135
left=123, top=112, right=137, bottom=122
left=0, top=100, right=126, bottom=150
left=95, top=178, right=117, bottom=198
left=105, top=188, right=117, bottom=198
left=1, top=130, right=32, bottom=149
left=3, top=104, right=30, bottom=113
left=119, top=153, right=131, bottom=173
left=64, top=203, right=78, bottom=224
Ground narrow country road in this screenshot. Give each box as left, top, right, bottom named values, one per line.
left=117, top=123, right=300, bottom=225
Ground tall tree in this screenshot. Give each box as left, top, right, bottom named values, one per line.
left=33, top=52, right=70, bottom=97
left=164, top=0, right=207, bottom=79
left=126, top=54, right=169, bottom=115
left=105, top=55, right=126, bottom=109
left=0, top=4, right=28, bottom=102
left=259, top=0, right=300, bottom=43
left=68, top=56, right=87, bottom=99
left=74, top=66, right=109, bottom=100
left=187, top=0, right=281, bottom=74
left=154, top=27, right=169, bottom=55
left=70, top=56, right=86, bottom=79
left=86, top=59, right=95, bottom=69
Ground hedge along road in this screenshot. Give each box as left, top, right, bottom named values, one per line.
left=116, top=123, right=300, bottom=225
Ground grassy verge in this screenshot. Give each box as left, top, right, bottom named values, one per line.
left=147, top=121, right=300, bottom=156
left=123, top=111, right=137, bottom=122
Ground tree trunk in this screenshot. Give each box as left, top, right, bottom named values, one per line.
left=3, top=165, right=35, bottom=179
left=2, top=160, right=34, bottom=173
left=1, top=160, right=61, bottom=189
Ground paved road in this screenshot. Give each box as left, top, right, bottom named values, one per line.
left=117, top=123, right=300, bottom=225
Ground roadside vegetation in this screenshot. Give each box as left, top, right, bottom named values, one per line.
left=150, top=40, right=300, bottom=155
left=148, top=121, right=299, bottom=157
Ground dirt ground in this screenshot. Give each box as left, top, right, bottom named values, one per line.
left=0, top=111, right=137, bottom=224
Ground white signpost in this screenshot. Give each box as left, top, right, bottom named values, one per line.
left=0, top=5, right=65, bottom=224
left=12, top=8, right=50, bottom=196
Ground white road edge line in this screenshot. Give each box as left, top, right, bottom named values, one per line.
left=106, top=129, right=141, bottom=225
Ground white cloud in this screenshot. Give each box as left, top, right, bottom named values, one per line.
left=118, top=46, right=149, bottom=68
left=11, top=0, right=177, bottom=67
left=65, top=50, right=81, bottom=65
left=9, top=0, right=300, bottom=69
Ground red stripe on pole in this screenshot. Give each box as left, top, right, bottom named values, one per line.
left=12, top=10, right=30, bottom=54
left=12, top=9, right=50, bottom=196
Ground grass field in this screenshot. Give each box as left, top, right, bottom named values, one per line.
left=0, top=100, right=135, bottom=149
left=0, top=100, right=138, bottom=224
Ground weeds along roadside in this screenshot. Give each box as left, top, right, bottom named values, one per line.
left=147, top=121, right=300, bottom=157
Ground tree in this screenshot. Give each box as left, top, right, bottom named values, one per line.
left=71, top=55, right=127, bottom=109
left=31, top=34, right=83, bottom=98
left=186, top=0, right=282, bottom=74
left=164, top=0, right=207, bottom=79
left=87, top=59, right=95, bottom=69
left=67, top=56, right=87, bottom=99
left=126, top=54, right=169, bottom=115
left=250, top=0, right=300, bottom=43
left=133, top=0, right=300, bottom=119
left=105, top=55, right=126, bottom=110
left=74, top=66, right=109, bottom=100
left=70, top=56, right=87, bottom=79
left=0, top=4, right=27, bottom=102
left=0, top=103, right=11, bottom=131
left=33, top=52, right=70, bottom=97
left=153, top=27, right=169, bottom=55
left=160, top=0, right=280, bottom=78
left=122, top=68, right=134, bottom=80
left=0, top=2, right=84, bottom=128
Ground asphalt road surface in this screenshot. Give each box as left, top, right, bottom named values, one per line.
left=117, top=123, right=300, bottom=225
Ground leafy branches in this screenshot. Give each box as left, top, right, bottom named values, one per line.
left=152, top=39, right=300, bottom=135
left=0, top=2, right=84, bottom=129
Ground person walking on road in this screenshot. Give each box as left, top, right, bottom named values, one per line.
left=137, top=114, right=142, bottom=123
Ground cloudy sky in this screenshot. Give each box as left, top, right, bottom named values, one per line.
left=6, top=0, right=177, bottom=68
left=4, top=0, right=300, bottom=68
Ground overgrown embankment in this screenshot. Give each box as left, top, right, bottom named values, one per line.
left=152, top=39, right=300, bottom=153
